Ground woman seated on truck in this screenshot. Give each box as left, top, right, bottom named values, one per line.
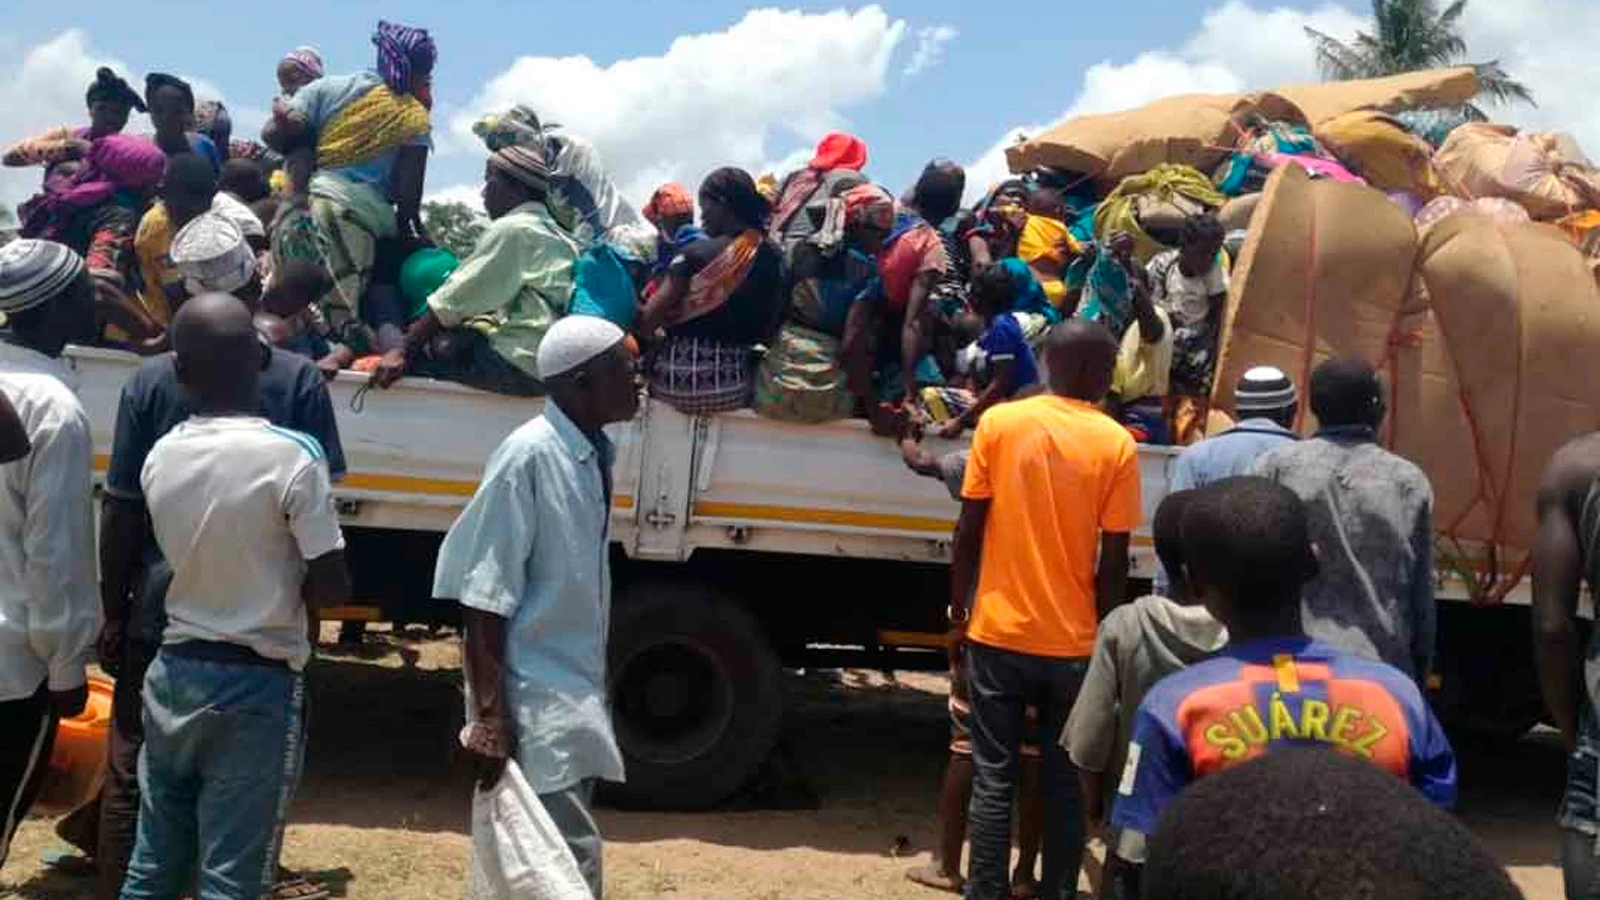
left=267, top=20, right=435, bottom=364
left=377, top=144, right=582, bottom=396
left=753, top=183, right=892, bottom=426
left=637, top=167, right=784, bottom=415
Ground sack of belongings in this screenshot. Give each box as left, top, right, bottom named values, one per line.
left=1434, top=124, right=1600, bottom=220
left=1214, top=165, right=1418, bottom=417
left=1093, top=164, right=1225, bottom=262
left=1006, top=94, right=1246, bottom=186
left=1316, top=110, right=1446, bottom=199
left=1393, top=217, right=1600, bottom=596
left=1557, top=209, right=1600, bottom=283
left=1413, top=196, right=1530, bottom=235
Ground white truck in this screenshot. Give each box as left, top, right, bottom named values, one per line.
left=65, top=345, right=1543, bottom=807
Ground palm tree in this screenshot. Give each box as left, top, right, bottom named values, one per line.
left=1304, top=0, right=1534, bottom=116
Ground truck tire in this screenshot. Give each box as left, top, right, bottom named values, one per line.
left=603, top=581, right=784, bottom=809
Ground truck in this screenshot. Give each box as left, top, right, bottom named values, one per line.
left=65, top=345, right=1547, bottom=808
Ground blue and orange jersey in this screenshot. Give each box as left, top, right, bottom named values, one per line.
left=1110, top=636, right=1456, bottom=836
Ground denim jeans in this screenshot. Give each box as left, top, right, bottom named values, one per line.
left=965, top=642, right=1088, bottom=900
left=1563, top=707, right=1600, bottom=900
left=119, top=648, right=306, bottom=900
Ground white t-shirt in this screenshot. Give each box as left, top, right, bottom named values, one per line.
left=141, top=416, right=344, bottom=670
left=1147, top=249, right=1228, bottom=329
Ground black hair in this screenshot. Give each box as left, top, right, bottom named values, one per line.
left=1152, top=490, right=1196, bottom=596
left=144, top=73, right=196, bottom=113
left=699, top=167, right=769, bottom=231
left=1181, top=476, right=1315, bottom=610
left=1181, top=212, right=1226, bottom=248
left=1310, top=356, right=1385, bottom=428
left=163, top=153, right=218, bottom=198
left=219, top=159, right=269, bottom=203
left=912, top=158, right=965, bottom=225
left=970, top=263, right=1011, bottom=313
left=86, top=67, right=147, bottom=113
left=1145, top=748, right=1521, bottom=900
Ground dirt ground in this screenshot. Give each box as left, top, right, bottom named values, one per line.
left=0, top=626, right=1570, bottom=900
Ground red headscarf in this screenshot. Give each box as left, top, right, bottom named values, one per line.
left=769, top=132, right=870, bottom=239
left=809, top=132, right=868, bottom=172
left=643, top=182, right=694, bottom=226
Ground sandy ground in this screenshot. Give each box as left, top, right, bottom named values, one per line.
left=0, top=626, right=1570, bottom=900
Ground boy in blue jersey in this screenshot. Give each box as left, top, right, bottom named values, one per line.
left=1111, top=476, right=1456, bottom=894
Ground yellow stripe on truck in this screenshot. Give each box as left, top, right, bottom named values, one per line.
left=693, top=501, right=955, bottom=533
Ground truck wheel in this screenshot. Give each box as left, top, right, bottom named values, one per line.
left=604, top=582, right=784, bottom=809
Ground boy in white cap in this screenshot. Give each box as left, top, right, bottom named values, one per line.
left=435, top=315, right=639, bottom=898
left=0, top=239, right=99, bottom=867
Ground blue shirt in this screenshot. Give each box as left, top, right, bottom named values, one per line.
left=1110, top=636, right=1456, bottom=837
left=975, top=312, right=1040, bottom=395
left=1155, top=418, right=1297, bottom=595
left=432, top=401, right=622, bottom=794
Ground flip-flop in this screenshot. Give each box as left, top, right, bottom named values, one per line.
left=270, top=875, right=331, bottom=900
left=40, top=849, right=97, bottom=877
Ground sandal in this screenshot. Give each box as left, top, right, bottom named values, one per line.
left=270, top=874, right=331, bottom=900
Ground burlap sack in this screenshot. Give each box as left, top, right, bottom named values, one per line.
left=1005, top=94, right=1246, bottom=183
left=1214, top=164, right=1419, bottom=420
left=1256, top=67, right=1480, bottom=127
left=1400, top=217, right=1600, bottom=556
left=1435, top=124, right=1600, bottom=220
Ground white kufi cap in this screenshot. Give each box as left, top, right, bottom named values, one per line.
left=537, top=314, right=625, bottom=381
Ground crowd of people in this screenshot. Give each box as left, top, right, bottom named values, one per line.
left=0, top=16, right=1590, bottom=900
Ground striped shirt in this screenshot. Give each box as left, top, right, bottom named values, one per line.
left=141, top=416, right=344, bottom=669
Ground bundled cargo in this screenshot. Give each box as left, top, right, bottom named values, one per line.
left=1434, top=124, right=1600, bottom=220
left=1398, top=217, right=1600, bottom=584
left=1315, top=110, right=1446, bottom=200
left=1091, top=164, right=1225, bottom=262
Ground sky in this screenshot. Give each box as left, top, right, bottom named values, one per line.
left=2, top=0, right=1596, bottom=216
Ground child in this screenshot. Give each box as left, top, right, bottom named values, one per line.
left=1063, top=490, right=1226, bottom=900
left=929, top=264, right=1041, bottom=439
left=899, top=431, right=1045, bottom=899
left=1144, top=749, right=1519, bottom=900
left=1111, top=476, right=1456, bottom=892
left=259, top=258, right=339, bottom=374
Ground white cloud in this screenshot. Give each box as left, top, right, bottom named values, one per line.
left=903, top=25, right=957, bottom=78
left=451, top=6, right=907, bottom=206
left=965, top=0, right=1600, bottom=188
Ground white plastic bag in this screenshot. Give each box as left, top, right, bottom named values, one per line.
left=467, top=761, right=594, bottom=900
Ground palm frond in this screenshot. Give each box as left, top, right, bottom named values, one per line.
left=1473, top=60, right=1537, bottom=107
left=1305, top=26, right=1374, bottom=81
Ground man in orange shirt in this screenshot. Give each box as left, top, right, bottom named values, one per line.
left=951, top=319, right=1140, bottom=900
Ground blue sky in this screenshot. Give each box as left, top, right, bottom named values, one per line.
left=2, top=1, right=1591, bottom=212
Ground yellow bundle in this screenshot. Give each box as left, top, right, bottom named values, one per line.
left=1093, top=164, right=1225, bottom=263
left=317, top=84, right=430, bottom=169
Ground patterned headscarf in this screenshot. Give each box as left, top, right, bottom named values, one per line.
left=642, top=183, right=693, bottom=226
left=488, top=146, right=551, bottom=195
left=0, top=239, right=85, bottom=316
left=282, top=46, right=325, bottom=83
left=372, top=21, right=437, bottom=95
left=842, top=183, right=895, bottom=231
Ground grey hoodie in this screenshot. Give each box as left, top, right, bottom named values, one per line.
left=1064, top=594, right=1227, bottom=801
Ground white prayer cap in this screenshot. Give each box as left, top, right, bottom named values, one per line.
left=171, top=211, right=256, bottom=296
left=0, top=239, right=85, bottom=316
left=537, top=314, right=625, bottom=381
left=1234, top=365, right=1298, bottom=413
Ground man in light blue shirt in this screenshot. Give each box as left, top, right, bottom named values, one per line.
left=1155, top=366, right=1299, bottom=594
left=433, top=316, right=639, bottom=898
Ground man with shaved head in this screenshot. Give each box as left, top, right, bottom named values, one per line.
left=119, top=293, right=350, bottom=900
left=952, top=319, right=1140, bottom=900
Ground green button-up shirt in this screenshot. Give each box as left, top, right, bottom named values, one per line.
left=428, top=200, right=582, bottom=376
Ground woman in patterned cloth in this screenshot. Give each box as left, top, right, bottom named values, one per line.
left=637, top=167, right=784, bottom=415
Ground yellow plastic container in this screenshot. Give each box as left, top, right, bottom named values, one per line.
left=32, top=676, right=113, bottom=816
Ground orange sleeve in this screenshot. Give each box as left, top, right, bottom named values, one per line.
left=1099, top=435, right=1141, bottom=532
left=962, top=416, right=998, bottom=500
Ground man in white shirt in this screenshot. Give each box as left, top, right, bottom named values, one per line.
left=118, top=293, right=350, bottom=900
left=0, top=239, right=99, bottom=868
